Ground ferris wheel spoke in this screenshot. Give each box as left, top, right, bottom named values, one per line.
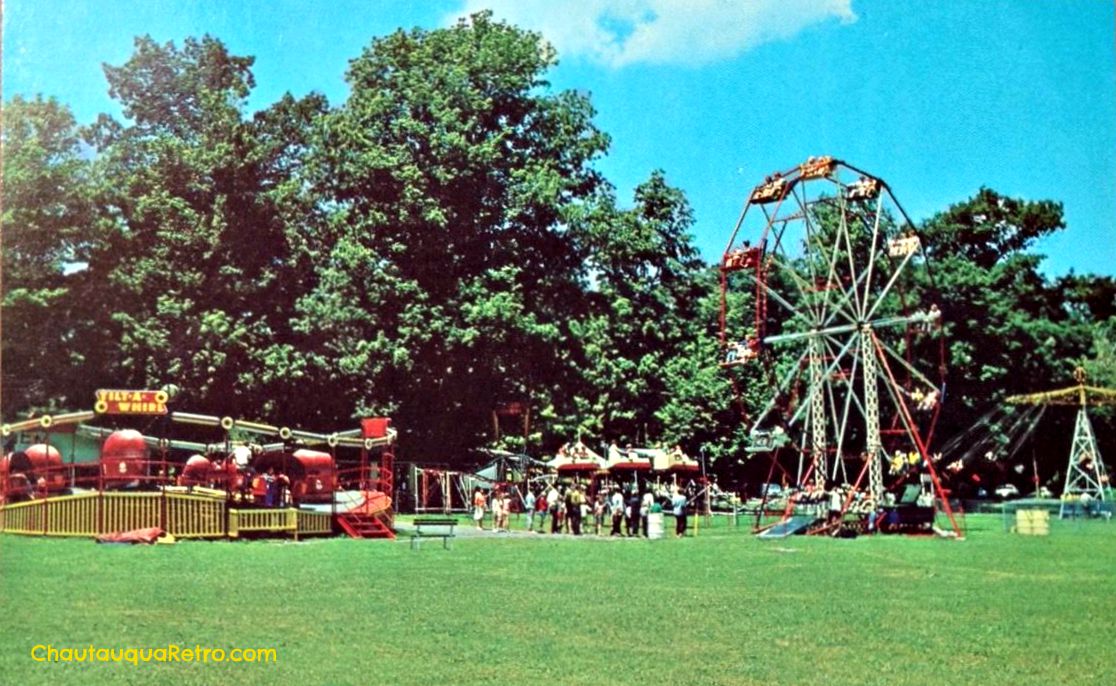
left=859, top=195, right=886, bottom=320
left=792, top=186, right=817, bottom=265
left=792, top=186, right=825, bottom=319
left=823, top=332, right=860, bottom=379
left=800, top=360, right=869, bottom=436
left=769, top=274, right=928, bottom=345
left=863, top=249, right=916, bottom=322
left=819, top=265, right=872, bottom=332
left=838, top=205, right=867, bottom=320
left=865, top=312, right=931, bottom=332
left=824, top=332, right=871, bottom=419
left=750, top=348, right=811, bottom=431
left=819, top=336, right=855, bottom=482
left=827, top=337, right=861, bottom=483
left=764, top=320, right=861, bottom=345
left=818, top=199, right=850, bottom=327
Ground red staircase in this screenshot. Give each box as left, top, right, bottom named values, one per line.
left=337, top=418, right=397, bottom=539
left=337, top=489, right=395, bottom=539
left=337, top=509, right=394, bottom=539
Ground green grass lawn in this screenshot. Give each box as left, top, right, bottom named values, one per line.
left=1, top=514, right=1114, bottom=685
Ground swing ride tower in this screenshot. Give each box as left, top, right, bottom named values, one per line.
left=1005, top=368, right=1115, bottom=518
left=720, top=157, right=959, bottom=534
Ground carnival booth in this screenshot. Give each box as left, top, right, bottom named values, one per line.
left=547, top=442, right=607, bottom=492
left=606, top=444, right=653, bottom=491
left=548, top=442, right=606, bottom=474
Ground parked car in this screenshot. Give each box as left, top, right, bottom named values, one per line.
left=759, top=483, right=785, bottom=498
left=994, top=484, right=1020, bottom=499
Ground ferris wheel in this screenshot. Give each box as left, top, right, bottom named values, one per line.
left=719, top=157, right=947, bottom=501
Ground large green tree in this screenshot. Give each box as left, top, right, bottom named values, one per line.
left=571, top=171, right=710, bottom=446
left=295, top=12, right=609, bottom=455
left=82, top=36, right=324, bottom=419
left=920, top=189, right=1092, bottom=409
left=1, top=95, right=95, bottom=412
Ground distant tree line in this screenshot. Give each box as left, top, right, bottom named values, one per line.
left=3, top=12, right=1114, bottom=487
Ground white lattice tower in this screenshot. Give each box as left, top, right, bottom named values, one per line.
left=1060, top=408, right=1110, bottom=518
left=808, top=336, right=828, bottom=489
left=861, top=327, right=884, bottom=500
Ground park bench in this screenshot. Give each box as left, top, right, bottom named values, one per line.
left=410, top=517, right=458, bottom=550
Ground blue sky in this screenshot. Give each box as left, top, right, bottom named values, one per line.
left=5, top=0, right=1114, bottom=276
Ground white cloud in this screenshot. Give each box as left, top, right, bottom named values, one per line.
left=449, top=0, right=856, bottom=68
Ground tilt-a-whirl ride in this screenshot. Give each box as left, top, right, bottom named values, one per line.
left=0, top=389, right=397, bottom=541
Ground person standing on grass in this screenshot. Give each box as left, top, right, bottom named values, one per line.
left=571, top=485, right=587, bottom=535
left=592, top=492, right=606, bottom=535
left=524, top=488, right=537, bottom=532
left=558, top=488, right=569, bottom=533
left=501, top=490, right=511, bottom=531
left=626, top=487, right=641, bottom=536
left=492, top=490, right=508, bottom=532
left=671, top=487, right=688, bottom=538
left=640, top=487, right=654, bottom=537
left=609, top=488, right=625, bottom=536
left=535, top=489, right=548, bottom=532
left=473, top=488, right=487, bottom=530
left=545, top=483, right=560, bottom=533
left=575, top=486, right=584, bottom=533
left=828, top=487, right=843, bottom=526
left=550, top=485, right=564, bottom=534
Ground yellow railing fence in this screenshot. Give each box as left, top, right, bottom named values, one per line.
left=297, top=510, right=333, bottom=536
left=229, top=508, right=296, bottom=537
left=100, top=493, right=162, bottom=536
left=0, top=491, right=225, bottom=538
left=165, top=493, right=227, bottom=538
left=1, top=492, right=337, bottom=540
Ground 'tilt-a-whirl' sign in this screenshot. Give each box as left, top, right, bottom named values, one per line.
left=94, top=389, right=169, bottom=415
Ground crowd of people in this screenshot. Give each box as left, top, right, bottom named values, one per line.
left=471, top=482, right=696, bottom=538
